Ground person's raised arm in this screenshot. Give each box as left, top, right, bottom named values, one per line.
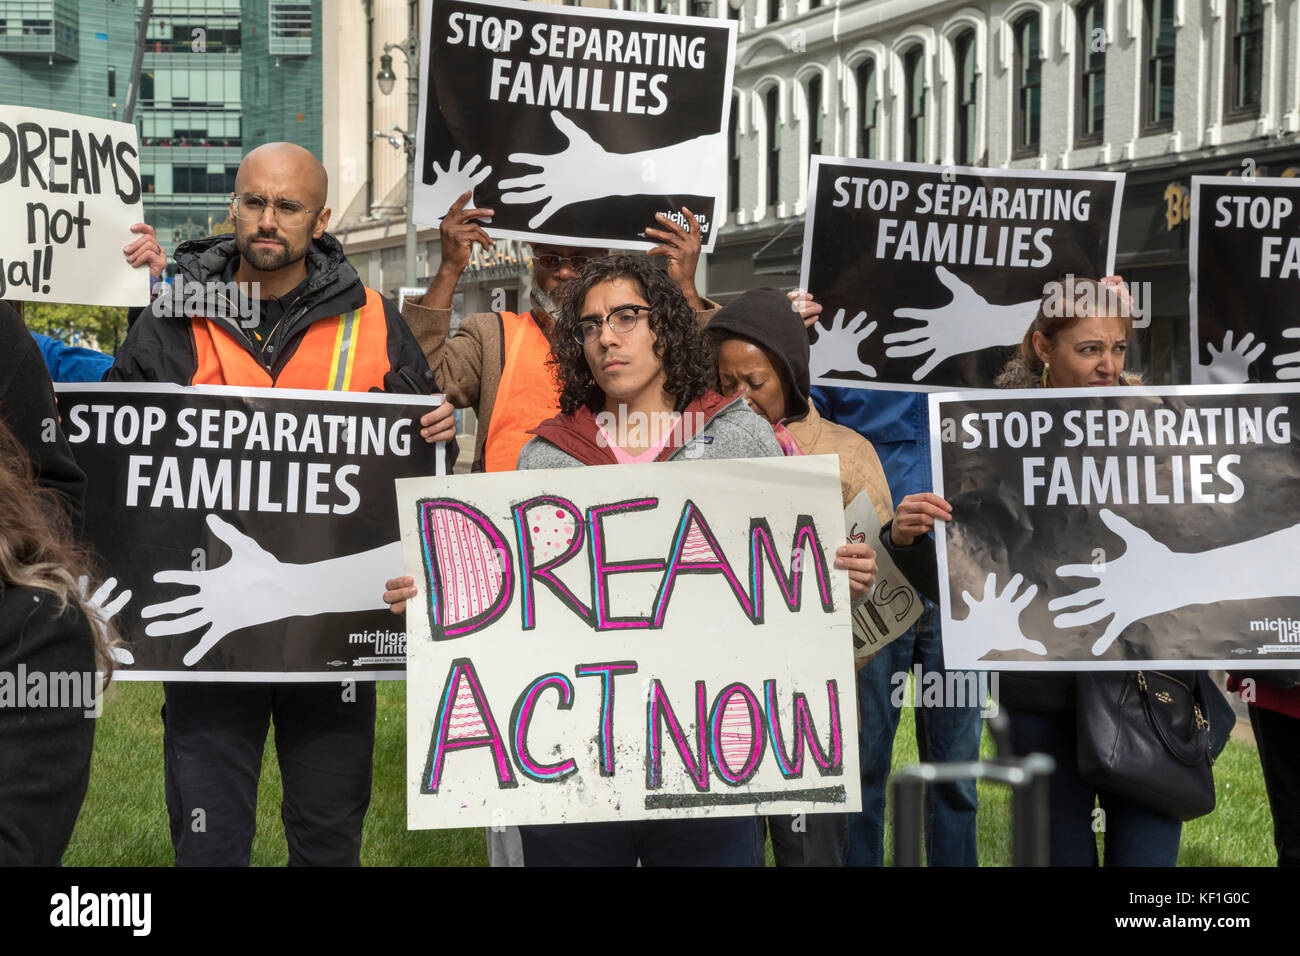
left=418, top=190, right=494, bottom=311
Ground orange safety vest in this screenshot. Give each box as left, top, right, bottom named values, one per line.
left=189, top=286, right=391, bottom=392
left=483, top=310, right=560, bottom=472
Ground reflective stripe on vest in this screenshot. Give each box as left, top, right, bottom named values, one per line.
left=483, top=310, right=560, bottom=472
left=189, top=286, right=390, bottom=392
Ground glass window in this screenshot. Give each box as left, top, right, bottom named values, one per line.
left=856, top=59, right=877, bottom=159
left=765, top=86, right=780, bottom=208
left=1014, top=13, right=1042, bottom=155
left=807, top=74, right=823, bottom=158
left=954, top=30, right=977, bottom=165
left=729, top=97, right=740, bottom=214
left=1077, top=0, right=1106, bottom=143
left=904, top=46, right=926, bottom=163
left=1227, top=0, right=1262, bottom=115
left=1144, top=0, right=1175, bottom=129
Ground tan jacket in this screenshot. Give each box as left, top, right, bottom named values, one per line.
left=402, top=298, right=720, bottom=470
left=785, top=403, right=894, bottom=524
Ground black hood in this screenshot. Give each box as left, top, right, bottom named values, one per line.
left=170, top=232, right=365, bottom=334
left=709, top=287, right=811, bottom=421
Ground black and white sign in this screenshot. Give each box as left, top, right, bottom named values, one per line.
left=0, top=105, right=148, bottom=307
left=1191, top=175, right=1300, bottom=385
left=55, top=384, right=444, bottom=681
left=414, top=0, right=735, bottom=251
left=930, top=385, right=1300, bottom=670
left=801, top=159, right=1124, bottom=391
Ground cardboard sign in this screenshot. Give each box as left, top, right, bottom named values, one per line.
left=801, top=158, right=1124, bottom=391
left=414, top=0, right=736, bottom=251
left=1191, top=176, right=1300, bottom=384
left=56, top=384, right=444, bottom=680
left=0, top=105, right=149, bottom=307
left=930, top=385, right=1300, bottom=670
left=398, top=456, right=861, bottom=828
left=844, top=490, right=922, bottom=663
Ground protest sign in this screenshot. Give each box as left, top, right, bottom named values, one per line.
left=1191, top=175, right=1300, bottom=385
left=0, top=105, right=149, bottom=307
left=398, top=455, right=860, bottom=829
left=844, top=490, right=921, bottom=663
left=800, top=159, right=1124, bottom=391
left=55, top=383, right=444, bottom=681
left=930, top=385, right=1300, bottom=670
left=413, top=0, right=736, bottom=251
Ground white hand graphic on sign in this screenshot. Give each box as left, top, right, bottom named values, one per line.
left=142, top=514, right=401, bottom=667
left=951, top=571, right=1045, bottom=658
left=426, top=150, right=492, bottom=221
left=499, top=110, right=722, bottom=229
left=1198, top=330, right=1266, bottom=384
left=883, top=267, right=1039, bottom=381
left=1050, top=509, right=1300, bottom=656
left=809, top=308, right=877, bottom=380
left=1273, top=327, right=1300, bottom=381
left=79, top=575, right=134, bottom=665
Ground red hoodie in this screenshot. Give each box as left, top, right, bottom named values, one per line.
left=527, top=391, right=737, bottom=466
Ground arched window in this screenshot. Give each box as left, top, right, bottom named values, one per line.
left=856, top=59, right=878, bottom=158
left=765, top=86, right=780, bottom=210
left=1077, top=0, right=1106, bottom=145
left=1013, top=12, right=1042, bottom=157
left=903, top=46, right=926, bottom=162
left=806, top=74, right=823, bottom=158
left=1143, top=0, right=1175, bottom=131
left=953, top=29, right=977, bottom=165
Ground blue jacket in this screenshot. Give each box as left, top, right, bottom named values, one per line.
left=31, top=333, right=113, bottom=383
left=809, top=386, right=932, bottom=507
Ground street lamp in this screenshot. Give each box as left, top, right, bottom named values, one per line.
left=375, top=35, right=419, bottom=288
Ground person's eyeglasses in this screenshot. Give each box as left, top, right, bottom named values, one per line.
left=535, top=253, right=595, bottom=271
left=573, top=304, right=651, bottom=344
left=231, top=193, right=323, bottom=226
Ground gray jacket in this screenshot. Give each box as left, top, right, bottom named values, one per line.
left=517, top=394, right=783, bottom=470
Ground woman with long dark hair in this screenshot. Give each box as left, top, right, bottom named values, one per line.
left=0, top=418, right=117, bottom=864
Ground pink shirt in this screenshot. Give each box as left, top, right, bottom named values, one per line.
left=597, top=422, right=677, bottom=464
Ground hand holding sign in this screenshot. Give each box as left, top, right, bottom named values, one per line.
left=884, top=267, right=1038, bottom=381
left=1201, top=330, right=1266, bottom=384
left=953, top=572, right=1045, bottom=657
left=809, top=308, right=878, bottom=380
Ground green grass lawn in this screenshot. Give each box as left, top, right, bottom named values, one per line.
left=64, top=682, right=1275, bottom=866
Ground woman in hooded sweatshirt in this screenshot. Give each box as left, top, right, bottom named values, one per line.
left=708, top=288, right=947, bottom=865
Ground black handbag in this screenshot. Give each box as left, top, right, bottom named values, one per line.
left=1076, top=671, right=1218, bottom=822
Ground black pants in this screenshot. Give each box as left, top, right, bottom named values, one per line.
left=1249, top=704, right=1300, bottom=867
left=162, top=681, right=376, bottom=866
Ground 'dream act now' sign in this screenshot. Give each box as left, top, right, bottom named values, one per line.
left=0, top=105, right=149, bottom=307
left=397, top=456, right=861, bottom=829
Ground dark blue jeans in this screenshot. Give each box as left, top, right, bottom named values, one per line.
left=1005, top=706, right=1182, bottom=866
left=518, top=817, right=757, bottom=866
left=851, top=601, right=981, bottom=866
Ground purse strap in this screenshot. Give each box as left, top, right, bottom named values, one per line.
left=1137, top=672, right=1211, bottom=766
